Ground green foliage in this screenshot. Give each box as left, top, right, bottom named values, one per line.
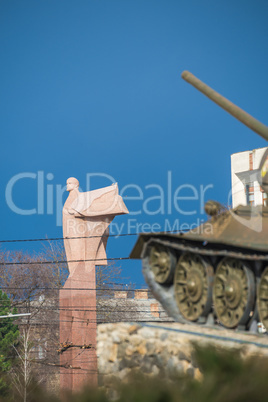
left=1, top=343, right=268, bottom=401
left=190, top=344, right=268, bottom=402
left=0, top=290, right=19, bottom=396
left=67, top=344, right=268, bottom=402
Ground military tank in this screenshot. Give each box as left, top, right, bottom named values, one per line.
left=130, top=71, right=268, bottom=331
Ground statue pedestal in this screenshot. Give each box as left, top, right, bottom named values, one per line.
left=59, top=262, right=97, bottom=391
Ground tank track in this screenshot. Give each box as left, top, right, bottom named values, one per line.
left=141, top=237, right=268, bottom=333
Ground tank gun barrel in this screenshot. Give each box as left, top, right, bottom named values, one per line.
left=181, top=70, right=268, bottom=142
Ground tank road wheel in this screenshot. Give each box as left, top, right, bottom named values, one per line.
left=257, top=267, right=268, bottom=330
left=213, top=258, right=255, bottom=329
left=174, top=253, right=213, bottom=322
left=148, top=244, right=176, bottom=285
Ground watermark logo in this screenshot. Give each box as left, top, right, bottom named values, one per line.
left=5, top=171, right=214, bottom=231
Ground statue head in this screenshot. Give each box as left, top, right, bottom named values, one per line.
left=66, top=177, right=79, bottom=192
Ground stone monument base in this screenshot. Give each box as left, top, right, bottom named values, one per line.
left=59, top=262, right=97, bottom=392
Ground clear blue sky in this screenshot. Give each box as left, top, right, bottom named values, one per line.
left=1, top=0, right=267, bottom=285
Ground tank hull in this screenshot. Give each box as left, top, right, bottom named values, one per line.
left=130, top=206, right=268, bottom=331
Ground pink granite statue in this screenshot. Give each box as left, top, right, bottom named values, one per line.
left=60, top=177, right=128, bottom=392
left=63, top=177, right=128, bottom=276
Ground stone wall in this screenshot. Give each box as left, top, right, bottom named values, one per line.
left=97, top=323, right=202, bottom=392
left=97, top=322, right=268, bottom=393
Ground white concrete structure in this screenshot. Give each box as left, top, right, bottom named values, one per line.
left=231, top=147, right=268, bottom=208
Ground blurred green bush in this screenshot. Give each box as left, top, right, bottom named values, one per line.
left=1, top=343, right=268, bottom=402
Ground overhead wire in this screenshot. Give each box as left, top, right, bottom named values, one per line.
left=3, top=306, right=169, bottom=313
left=0, top=256, right=130, bottom=266
left=16, top=319, right=173, bottom=325
left=0, top=286, right=148, bottom=291
left=0, top=230, right=184, bottom=244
